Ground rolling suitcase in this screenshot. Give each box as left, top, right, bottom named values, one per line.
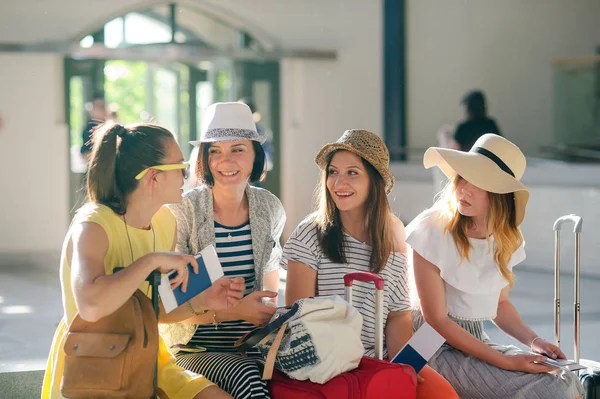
left=553, top=214, right=600, bottom=398
left=267, top=271, right=417, bottom=399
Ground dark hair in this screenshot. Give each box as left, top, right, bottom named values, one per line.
left=92, top=92, right=105, bottom=102
left=196, top=141, right=266, bottom=186
left=314, top=150, right=394, bottom=273
left=462, top=90, right=487, bottom=120
left=86, top=122, right=174, bottom=214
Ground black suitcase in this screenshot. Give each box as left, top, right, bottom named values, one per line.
left=553, top=215, right=600, bottom=397
left=580, top=373, right=600, bottom=399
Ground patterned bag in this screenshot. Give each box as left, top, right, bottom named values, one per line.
left=236, top=295, right=364, bottom=384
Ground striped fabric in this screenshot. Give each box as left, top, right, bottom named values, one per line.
left=177, top=221, right=270, bottom=399
left=412, top=311, right=584, bottom=398
left=281, top=218, right=411, bottom=359
left=177, top=352, right=268, bottom=399
left=188, top=221, right=256, bottom=352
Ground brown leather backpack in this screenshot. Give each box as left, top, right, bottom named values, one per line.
left=61, top=289, right=161, bottom=398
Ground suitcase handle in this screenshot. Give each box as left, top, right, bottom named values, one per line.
left=344, top=271, right=385, bottom=361
left=553, top=214, right=583, bottom=363
left=344, top=272, right=385, bottom=290
left=553, top=214, right=583, bottom=233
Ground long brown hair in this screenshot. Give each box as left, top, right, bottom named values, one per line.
left=314, top=150, right=394, bottom=273
left=435, top=176, right=522, bottom=287
left=86, top=122, right=174, bottom=214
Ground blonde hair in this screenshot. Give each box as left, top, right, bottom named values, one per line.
left=434, top=176, right=522, bottom=287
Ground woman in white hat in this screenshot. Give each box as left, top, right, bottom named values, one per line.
left=159, top=102, right=285, bottom=399
left=283, top=129, right=459, bottom=398
left=407, top=134, right=584, bottom=398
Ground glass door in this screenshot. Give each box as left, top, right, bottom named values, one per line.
left=64, top=58, right=105, bottom=216
left=235, top=61, right=281, bottom=197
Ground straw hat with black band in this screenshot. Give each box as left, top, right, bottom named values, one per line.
left=423, top=133, right=529, bottom=226
left=315, top=129, right=395, bottom=194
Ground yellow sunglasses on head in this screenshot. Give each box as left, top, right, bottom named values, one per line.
left=135, top=163, right=190, bottom=180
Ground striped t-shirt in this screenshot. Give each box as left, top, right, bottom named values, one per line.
left=189, top=221, right=257, bottom=352
left=281, top=218, right=411, bottom=358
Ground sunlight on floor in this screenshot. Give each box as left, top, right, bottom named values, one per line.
left=1, top=305, right=33, bottom=315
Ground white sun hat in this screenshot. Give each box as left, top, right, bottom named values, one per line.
left=423, top=133, right=529, bottom=226
left=189, top=102, right=265, bottom=146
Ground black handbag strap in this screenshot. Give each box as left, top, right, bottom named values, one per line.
left=235, top=302, right=300, bottom=353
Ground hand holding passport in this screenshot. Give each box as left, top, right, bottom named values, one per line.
left=159, top=245, right=225, bottom=313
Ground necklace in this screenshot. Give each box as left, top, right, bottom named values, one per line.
left=123, top=214, right=156, bottom=264
left=213, top=195, right=248, bottom=242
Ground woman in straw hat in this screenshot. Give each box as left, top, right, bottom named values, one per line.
left=407, top=134, right=584, bottom=398
left=283, top=129, right=459, bottom=398
left=159, top=102, right=285, bottom=399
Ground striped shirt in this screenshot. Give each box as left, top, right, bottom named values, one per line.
left=281, top=218, right=410, bottom=358
left=189, top=221, right=257, bottom=352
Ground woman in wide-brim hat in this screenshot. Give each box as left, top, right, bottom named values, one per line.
left=407, top=134, right=584, bottom=398
left=283, top=129, right=459, bottom=398
left=159, top=102, right=286, bottom=399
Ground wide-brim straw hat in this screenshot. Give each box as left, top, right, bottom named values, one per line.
left=424, top=133, right=529, bottom=226
left=189, top=102, right=266, bottom=146
left=315, top=129, right=395, bottom=194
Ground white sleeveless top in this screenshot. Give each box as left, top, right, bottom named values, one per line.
left=405, top=208, right=526, bottom=321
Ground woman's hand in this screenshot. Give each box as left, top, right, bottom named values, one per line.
left=199, top=277, right=245, bottom=310
left=147, top=252, right=199, bottom=293
left=531, top=337, right=566, bottom=360
left=231, top=290, right=278, bottom=326
left=502, top=353, right=556, bottom=373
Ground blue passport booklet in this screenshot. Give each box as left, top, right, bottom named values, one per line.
left=390, top=322, right=446, bottom=373
left=159, top=245, right=224, bottom=313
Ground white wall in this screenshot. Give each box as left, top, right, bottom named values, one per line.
left=0, top=54, right=69, bottom=253
left=280, top=2, right=383, bottom=237
left=406, top=0, right=600, bottom=155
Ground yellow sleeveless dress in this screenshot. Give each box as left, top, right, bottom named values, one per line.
left=41, top=203, right=213, bottom=398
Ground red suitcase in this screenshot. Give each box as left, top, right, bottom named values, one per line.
left=268, top=272, right=417, bottom=399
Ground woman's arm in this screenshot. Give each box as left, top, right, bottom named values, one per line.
left=493, top=286, right=538, bottom=347
left=390, top=215, right=407, bottom=253
left=413, top=249, right=510, bottom=369
left=285, top=260, right=317, bottom=305
left=263, top=269, right=280, bottom=306
left=385, top=310, right=413, bottom=358
left=70, top=222, right=157, bottom=322
left=385, top=216, right=412, bottom=356
left=493, top=287, right=566, bottom=359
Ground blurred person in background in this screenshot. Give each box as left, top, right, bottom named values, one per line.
left=448, top=90, right=502, bottom=152
left=106, top=103, right=121, bottom=124
left=80, top=93, right=107, bottom=160
left=434, top=90, right=503, bottom=192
